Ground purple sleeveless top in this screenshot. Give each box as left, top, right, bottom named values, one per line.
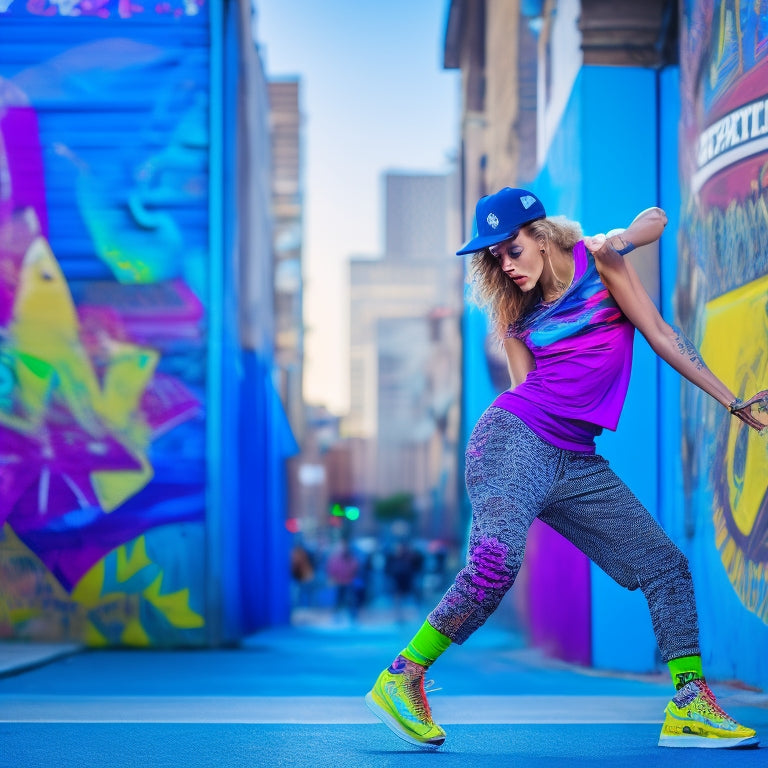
left=492, top=240, right=634, bottom=453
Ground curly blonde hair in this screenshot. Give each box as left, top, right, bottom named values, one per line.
left=468, top=216, right=583, bottom=336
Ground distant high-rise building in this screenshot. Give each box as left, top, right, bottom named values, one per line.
left=269, top=78, right=305, bottom=441
left=345, top=170, right=463, bottom=538
left=384, top=172, right=452, bottom=261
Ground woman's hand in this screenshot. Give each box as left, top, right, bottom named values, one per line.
left=730, top=391, right=768, bottom=433
left=583, top=234, right=606, bottom=253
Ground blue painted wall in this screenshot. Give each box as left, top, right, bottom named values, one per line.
left=535, top=66, right=673, bottom=673
left=657, top=66, right=683, bottom=544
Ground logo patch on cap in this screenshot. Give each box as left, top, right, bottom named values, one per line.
left=520, top=195, right=536, bottom=209
left=486, top=213, right=499, bottom=229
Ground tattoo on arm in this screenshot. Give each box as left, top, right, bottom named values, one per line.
left=672, top=326, right=708, bottom=371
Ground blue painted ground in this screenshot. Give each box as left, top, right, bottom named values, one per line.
left=1, top=611, right=766, bottom=768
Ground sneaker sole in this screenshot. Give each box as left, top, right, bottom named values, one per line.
left=364, top=691, right=445, bottom=749
left=658, top=734, right=759, bottom=749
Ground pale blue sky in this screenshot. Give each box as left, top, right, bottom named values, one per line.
left=257, top=0, right=459, bottom=414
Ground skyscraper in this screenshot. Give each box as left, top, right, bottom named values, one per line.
left=269, top=78, right=305, bottom=441
left=345, top=171, right=463, bottom=538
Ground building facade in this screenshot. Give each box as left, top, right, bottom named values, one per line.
left=0, top=0, right=296, bottom=646
left=269, top=79, right=305, bottom=443
left=344, top=172, right=464, bottom=540
left=444, top=0, right=768, bottom=688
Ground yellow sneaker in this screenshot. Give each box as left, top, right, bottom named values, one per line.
left=658, top=678, right=759, bottom=748
left=365, top=655, right=446, bottom=748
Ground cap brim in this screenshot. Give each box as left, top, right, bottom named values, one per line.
left=455, top=230, right=517, bottom=256
left=455, top=213, right=546, bottom=255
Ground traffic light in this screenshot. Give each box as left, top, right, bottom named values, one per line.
left=329, top=503, right=360, bottom=521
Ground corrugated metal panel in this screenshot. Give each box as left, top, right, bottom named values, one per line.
left=1, top=11, right=209, bottom=281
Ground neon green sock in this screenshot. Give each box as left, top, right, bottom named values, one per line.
left=668, top=654, right=704, bottom=689
left=399, top=620, right=452, bottom=668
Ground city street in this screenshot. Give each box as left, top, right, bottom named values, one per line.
left=1, top=611, right=767, bottom=768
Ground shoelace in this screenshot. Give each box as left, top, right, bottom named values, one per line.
left=404, top=676, right=442, bottom=721
left=691, top=682, right=735, bottom=723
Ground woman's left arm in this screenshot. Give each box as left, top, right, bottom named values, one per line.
left=588, top=207, right=668, bottom=255
left=586, top=236, right=737, bottom=408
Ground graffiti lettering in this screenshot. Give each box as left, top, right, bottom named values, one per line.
left=693, top=97, right=768, bottom=192
left=697, top=98, right=768, bottom=168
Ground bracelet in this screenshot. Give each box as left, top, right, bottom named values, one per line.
left=615, top=241, right=636, bottom=256
left=607, top=233, right=636, bottom=256
left=729, top=398, right=743, bottom=413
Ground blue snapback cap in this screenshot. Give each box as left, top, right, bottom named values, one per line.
left=456, top=187, right=546, bottom=255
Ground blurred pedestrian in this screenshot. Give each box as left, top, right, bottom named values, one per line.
left=365, top=187, right=766, bottom=749
left=325, top=539, right=360, bottom=621
left=422, top=540, right=449, bottom=601
left=352, top=546, right=375, bottom=615
left=385, top=540, right=424, bottom=621
left=290, top=540, right=315, bottom=609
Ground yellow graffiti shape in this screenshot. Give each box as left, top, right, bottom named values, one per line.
left=120, top=618, right=151, bottom=647
left=84, top=620, right=110, bottom=647
left=6, top=212, right=161, bottom=512
left=1, top=525, right=205, bottom=646
left=91, top=453, right=154, bottom=513
left=100, top=344, right=157, bottom=433
left=116, top=536, right=152, bottom=583
left=11, top=236, right=102, bottom=435
left=11, top=353, right=56, bottom=430
left=702, top=274, right=768, bottom=622
left=143, top=573, right=204, bottom=629
left=702, top=274, right=768, bottom=539
left=71, top=560, right=128, bottom=610
left=71, top=535, right=204, bottom=645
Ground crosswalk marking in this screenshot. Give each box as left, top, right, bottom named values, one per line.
left=0, top=695, right=670, bottom=724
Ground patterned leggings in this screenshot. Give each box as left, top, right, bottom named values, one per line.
left=428, top=407, right=700, bottom=662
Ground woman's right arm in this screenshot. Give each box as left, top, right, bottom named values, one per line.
left=503, top=336, right=535, bottom=389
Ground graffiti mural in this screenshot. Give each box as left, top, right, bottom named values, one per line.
left=702, top=276, right=768, bottom=618
left=679, top=0, right=768, bottom=622
left=0, top=10, right=209, bottom=644
left=0, top=0, right=203, bottom=18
